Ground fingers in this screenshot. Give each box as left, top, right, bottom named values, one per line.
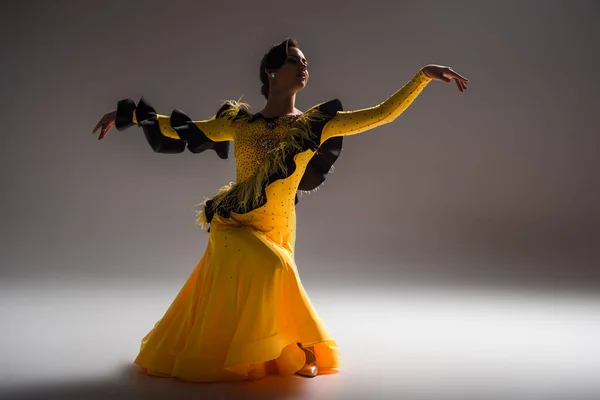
left=432, top=66, right=469, bottom=91
left=93, top=123, right=106, bottom=139
left=443, top=69, right=468, bottom=91
left=92, top=119, right=103, bottom=134
left=455, top=79, right=467, bottom=92
left=94, top=117, right=115, bottom=139
left=447, top=69, right=469, bottom=82
left=455, top=79, right=463, bottom=92
left=93, top=115, right=110, bottom=134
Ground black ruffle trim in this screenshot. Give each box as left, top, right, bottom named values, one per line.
left=115, top=99, right=136, bottom=131
left=170, top=103, right=231, bottom=159
left=204, top=99, right=343, bottom=228
left=299, top=99, right=343, bottom=191
left=115, top=97, right=232, bottom=157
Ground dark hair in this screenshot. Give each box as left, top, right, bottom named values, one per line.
left=260, top=37, right=299, bottom=99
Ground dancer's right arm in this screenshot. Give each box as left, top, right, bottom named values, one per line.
left=93, top=98, right=235, bottom=156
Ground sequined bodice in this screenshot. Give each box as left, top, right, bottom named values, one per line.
left=227, top=116, right=315, bottom=236
left=233, top=116, right=302, bottom=182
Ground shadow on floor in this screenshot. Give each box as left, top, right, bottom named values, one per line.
left=3, top=363, right=320, bottom=400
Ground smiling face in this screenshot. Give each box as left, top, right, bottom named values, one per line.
left=267, top=46, right=309, bottom=96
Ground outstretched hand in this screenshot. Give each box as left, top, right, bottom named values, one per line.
left=422, top=64, right=469, bottom=92
left=92, top=111, right=117, bottom=140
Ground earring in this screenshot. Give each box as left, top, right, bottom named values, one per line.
left=270, top=73, right=275, bottom=79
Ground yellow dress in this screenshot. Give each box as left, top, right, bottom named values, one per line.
left=115, top=69, right=431, bottom=382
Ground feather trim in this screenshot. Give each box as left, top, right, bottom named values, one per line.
left=217, top=98, right=252, bottom=121
left=194, top=106, right=327, bottom=231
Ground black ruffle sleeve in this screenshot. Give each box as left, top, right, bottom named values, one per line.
left=298, top=99, right=343, bottom=191
left=115, top=98, right=232, bottom=158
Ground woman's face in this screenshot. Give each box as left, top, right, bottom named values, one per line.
left=269, top=47, right=309, bottom=95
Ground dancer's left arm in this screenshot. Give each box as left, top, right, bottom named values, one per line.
left=319, top=65, right=468, bottom=144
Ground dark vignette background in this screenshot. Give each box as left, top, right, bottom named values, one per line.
left=2, top=0, right=599, bottom=291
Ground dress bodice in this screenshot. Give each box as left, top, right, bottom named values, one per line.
left=210, top=115, right=323, bottom=243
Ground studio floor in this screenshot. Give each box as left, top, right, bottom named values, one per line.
left=2, top=274, right=600, bottom=400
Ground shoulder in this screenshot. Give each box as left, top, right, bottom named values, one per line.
left=298, top=99, right=344, bottom=126
left=215, top=99, right=252, bottom=121
left=311, top=99, right=344, bottom=113
left=305, top=99, right=344, bottom=119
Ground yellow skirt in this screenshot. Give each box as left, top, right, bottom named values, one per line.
left=133, top=213, right=340, bottom=382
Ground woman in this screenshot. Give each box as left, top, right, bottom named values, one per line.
left=93, top=38, right=468, bottom=382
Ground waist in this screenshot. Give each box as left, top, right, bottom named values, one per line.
left=234, top=206, right=295, bottom=225
left=210, top=211, right=296, bottom=246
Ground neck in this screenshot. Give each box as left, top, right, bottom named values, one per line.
left=260, top=90, right=298, bottom=117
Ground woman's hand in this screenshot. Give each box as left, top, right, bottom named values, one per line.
left=92, top=110, right=117, bottom=140
left=422, top=65, right=469, bottom=92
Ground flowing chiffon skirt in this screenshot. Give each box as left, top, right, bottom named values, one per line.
left=133, top=213, right=339, bottom=382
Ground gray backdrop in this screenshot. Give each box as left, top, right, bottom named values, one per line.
left=2, top=0, right=599, bottom=291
